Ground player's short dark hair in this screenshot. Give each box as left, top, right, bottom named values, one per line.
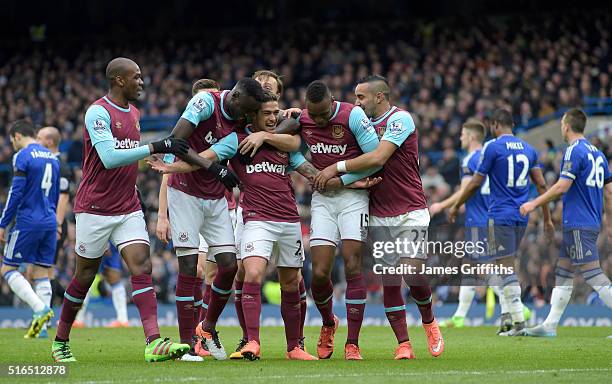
left=253, top=70, right=283, bottom=96
left=9, top=119, right=36, bottom=138
left=192, top=78, right=220, bottom=95
left=236, top=78, right=267, bottom=102
left=357, top=75, right=390, bottom=100
left=306, top=80, right=331, bottom=103
left=463, top=119, right=486, bottom=141
left=490, top=109, right=514, bottom=129
left=563, top=108, right=587, bottom=133
left=260, top=90, right=279, bottom=104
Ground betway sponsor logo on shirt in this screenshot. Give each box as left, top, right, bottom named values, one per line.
left=309, top=143, right=347, bottom=155
left=204, top=131, right=218, bottom=145
left=115, top=137, right=140, bottom=149
left=246, top=162, right=287, bottom=175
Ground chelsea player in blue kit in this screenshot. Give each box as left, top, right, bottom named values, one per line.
left=518, top=108, right=612, bottom=337
left=449, top=109, right=554, bottom=335
left=0, top=120, right=60, bottom=338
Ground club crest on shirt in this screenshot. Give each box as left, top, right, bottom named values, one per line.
left=332, top=125, right=344, bottom=139
left=304, top=130, right=313, bottom=136
left=563, top=161, right=572, bottom=172
left=178, top=232, right=189, bottom=242
left=115, top=121, right=122, bottom=130
left=276, top=151, right=288, bottom=158
left=377, top=126, right=386, bottom=140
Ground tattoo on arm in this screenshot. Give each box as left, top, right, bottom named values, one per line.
left=296, top=162, right=318, bottom=183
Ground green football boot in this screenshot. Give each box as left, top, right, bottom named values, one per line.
left=144, top=337, right=190, bottom=362
left=51, top=340, right=77, bottom=362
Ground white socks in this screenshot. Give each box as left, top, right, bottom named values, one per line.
left=5, top=270, right=45, bottom=312
left=543, top=286, right=573, bottom=328
left=34, top=277, right=52, bottom=330
left=583, top=269, right=612, bottom=308
left=454, top=286, right=476, bottom=318
left=502, top=274, right=524, bottom=323
left=109, top=282, right=128, bottom=323
left=74, top=282, right=129, bottom=324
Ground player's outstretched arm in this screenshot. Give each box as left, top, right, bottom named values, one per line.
left=430, top=176, right=472, bottom=216
left=274, top=117, right=301, bottom=135
left=519, top=172, right=570, bottom=216
left=148, top=148, right=219, bottom=174
left=86, top=105, right=189, bottom=169
left=448, top=173, right=484, bottom=223
left=239, top=131, right=301, bottom=157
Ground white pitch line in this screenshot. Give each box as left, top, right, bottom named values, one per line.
left=74, top=367, right=612, bottom=384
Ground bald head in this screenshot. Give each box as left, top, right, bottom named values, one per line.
left=37, top=126, right=61, bottom=152
left=106, top=57, right=139, bottom=85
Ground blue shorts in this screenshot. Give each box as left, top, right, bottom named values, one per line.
left=2, top=229, right=56, bottom=267
left=487, top=219, right=527, bottom=259
left=101, top=243, right=122, bottom=271
left=560, top=229, right=599, bottom=264
left=464, top=226, right=491, bottom=262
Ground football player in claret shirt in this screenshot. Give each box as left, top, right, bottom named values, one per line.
left=314, top=75, right=444, bottom=359
left=450, top=108, right=554, bottom=336
left=51, top=57, right=190, bottom=363
left=518, top=108, right=612, bottom=337
left=152, top=91, right=320, bottom=360
left=241, top=80, right=380, bottom=360
left=163, top=77, right=266, bottom=360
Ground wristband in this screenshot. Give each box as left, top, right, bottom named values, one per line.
left=337, top=161, right=347, bottom=173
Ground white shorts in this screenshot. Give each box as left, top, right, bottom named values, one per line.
left=75, top=211, right=149, bottom=259
left=199, top=208, right=239, bottom=261
left=309, top=189, right=369, bottom=247
left=168, top=187, right=235, bottom=258
left=234, top=206, right=245, bottom=260
left=240, top=221, right=304, bottom=268
left=371, top=208, right=430, bottom=260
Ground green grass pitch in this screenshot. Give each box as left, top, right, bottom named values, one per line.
left=0, top=326, right=610, bottom=383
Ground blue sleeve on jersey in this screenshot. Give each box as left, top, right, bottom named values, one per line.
left=349, top=107, right=379, bottom=153
left=181, top=92, right=215, bottom=126
left=210, top=132, right=238, bottom=161
left=94, top=140, right=151, bottom=169
left=85, top=104, right=151, bottom=168
left=288, top=151, right=307, bottom=173
left=381, top=111, right=415, bottom=147
left=0, top=176, right=26, bottom=228
left=559, top=144, right=583, bottom=181
left=340, top=168, right=379, bottom=186
left=461, top=153, right=476, bottom=178
left=12, top=150, right=29, bottom=173
left=476, top=140, right=495, bottom=176
left=85, top=105, right=114, bottom=146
